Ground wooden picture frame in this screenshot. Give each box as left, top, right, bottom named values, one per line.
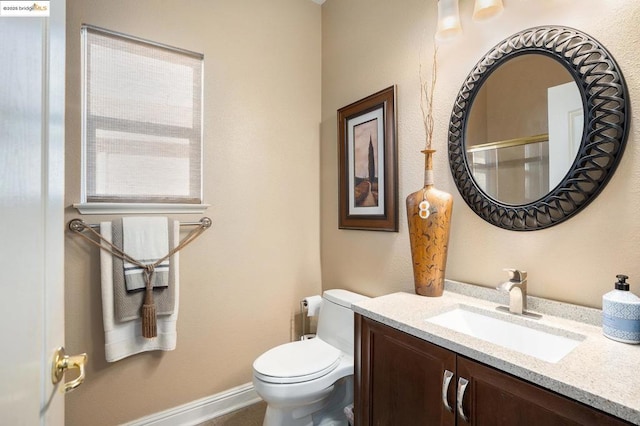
left=338, top=86, right=397, bottom=231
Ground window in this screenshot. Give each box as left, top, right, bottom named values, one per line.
left=77, top=25, right=205, bottom=213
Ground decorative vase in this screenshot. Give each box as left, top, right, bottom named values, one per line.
left=406, top=149, right=453, bottom=297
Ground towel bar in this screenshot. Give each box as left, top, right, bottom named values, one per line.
left=68, top=217, right=212, bottom=232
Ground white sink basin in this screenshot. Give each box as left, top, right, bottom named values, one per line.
left=426, top=305, right=584, bottom=363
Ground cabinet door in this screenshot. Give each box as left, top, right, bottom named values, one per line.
left=456, top=356, right=630, bottom=426
left=356, top=315, right=456, bottom=426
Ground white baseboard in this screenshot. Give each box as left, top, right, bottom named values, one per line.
left=124, top=382, right=262, bottom=426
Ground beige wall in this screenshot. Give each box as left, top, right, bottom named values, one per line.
left=320, top=0, right=640, bottom=307
left=64, top=1, right=321, bottom=424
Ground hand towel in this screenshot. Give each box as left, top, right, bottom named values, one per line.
left=112, top=219, right=176, bottom=322
left=122, top=217, right=170, bottom=292
left=100, top=221, right=179, bottom=362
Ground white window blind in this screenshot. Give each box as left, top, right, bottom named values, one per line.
left=81, top=25, right=203, bottom=205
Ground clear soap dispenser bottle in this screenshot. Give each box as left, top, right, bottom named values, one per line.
left=602, top=274, right=640, bottom=344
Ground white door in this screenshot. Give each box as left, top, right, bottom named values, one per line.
left=548, top=81, right=584, bottom=190
left=0, top=1, right=68, bottom=424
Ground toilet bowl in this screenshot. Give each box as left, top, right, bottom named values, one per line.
left=252, top=289, right=368, bottom=426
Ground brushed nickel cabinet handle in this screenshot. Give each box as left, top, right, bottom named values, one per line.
left=457, top=377, right=470, bottom=422
left=442, top=369, right=454, bottom=412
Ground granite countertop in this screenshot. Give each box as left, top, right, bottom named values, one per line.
left=352, top=280, right=640, bottom=424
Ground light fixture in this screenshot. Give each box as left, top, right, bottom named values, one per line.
left=435, top=0, right=462, bottom=41
left=472, top=0, right=504, bottom=21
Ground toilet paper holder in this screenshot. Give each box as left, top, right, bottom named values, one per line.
left=300, top=299, right=317, bottom=341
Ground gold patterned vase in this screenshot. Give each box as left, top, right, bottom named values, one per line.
left=406, top=149, right=453, bottom=297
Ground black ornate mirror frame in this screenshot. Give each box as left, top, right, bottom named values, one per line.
left=448, top=26, right=629, bottom=231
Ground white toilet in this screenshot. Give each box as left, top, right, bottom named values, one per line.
left=252, top=289, right=369, bottom=426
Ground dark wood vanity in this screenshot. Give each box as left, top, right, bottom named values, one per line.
left=354, top=315, right=631, bottom=426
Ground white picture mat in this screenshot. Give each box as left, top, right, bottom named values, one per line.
left=347, top=107, right=385, bottom=216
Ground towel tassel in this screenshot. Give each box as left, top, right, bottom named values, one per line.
left=141, top=268, right=157, bottom=338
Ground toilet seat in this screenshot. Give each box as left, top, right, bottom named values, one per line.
left=253, top=338, right=341, bottom=384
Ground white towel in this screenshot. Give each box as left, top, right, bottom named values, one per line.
left=100, top=221, right=179, bottom=362
left=122, top=216, right=170, bottom=292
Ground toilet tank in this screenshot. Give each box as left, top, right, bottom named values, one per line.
left=316, top=289, right=369, bottom=356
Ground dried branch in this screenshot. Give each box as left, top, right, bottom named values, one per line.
left=420, top=43, right=439, bottom=150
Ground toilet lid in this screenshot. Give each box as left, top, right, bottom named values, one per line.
left=253, top=338, right=341, bottom=384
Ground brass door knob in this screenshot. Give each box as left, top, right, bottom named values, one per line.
left=52, top=347, right=88, bottom=393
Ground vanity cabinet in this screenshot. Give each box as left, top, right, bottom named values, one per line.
left=355, top=314, right=630, bottom=426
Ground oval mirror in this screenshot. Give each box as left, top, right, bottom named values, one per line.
left=448, top=26, right=629, bottom=231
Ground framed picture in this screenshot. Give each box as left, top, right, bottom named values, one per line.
left=338, top=86, right=397, bottom=231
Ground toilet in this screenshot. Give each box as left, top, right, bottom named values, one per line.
left=252, top=289, right=369, bottom=426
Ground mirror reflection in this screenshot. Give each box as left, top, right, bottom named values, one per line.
left=465, top=54, right=583, bottom=205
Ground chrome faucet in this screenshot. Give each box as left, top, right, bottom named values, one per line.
left=496, top=269, right=528, bottom=315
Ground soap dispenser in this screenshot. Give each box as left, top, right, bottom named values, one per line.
left=602, top=274, right=640, bottom=344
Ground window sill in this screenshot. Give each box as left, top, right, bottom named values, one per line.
left=73, top=202, right=210, bottom=215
